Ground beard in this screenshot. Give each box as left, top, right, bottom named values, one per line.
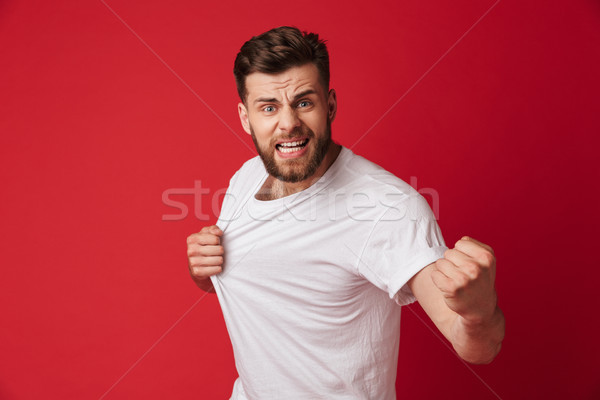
left=250, top=120, right=332, bottom=183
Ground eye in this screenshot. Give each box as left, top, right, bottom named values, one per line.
left=263, top=105, right=275, bottom=113
left=298, top=100, right=312, bottom=108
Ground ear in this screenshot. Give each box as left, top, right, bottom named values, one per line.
left=327, top=89, right=337, bottom=123
left=238, top=102, right=251, bottom=135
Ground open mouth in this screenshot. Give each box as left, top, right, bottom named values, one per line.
left=275, top=138, right=309, bottom=154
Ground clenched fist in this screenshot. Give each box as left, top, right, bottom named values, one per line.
left=187, top=225, right=224, bottom=292
left=431, top=236, right=498, bottom=324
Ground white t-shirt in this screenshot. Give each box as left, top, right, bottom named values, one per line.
left=211, top=146, right=448, bottom=400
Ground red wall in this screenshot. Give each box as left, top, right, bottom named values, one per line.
left=1, top=0, right=598, bottom=398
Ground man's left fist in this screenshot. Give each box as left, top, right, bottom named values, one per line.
left=431, top=236, right=497, bottom=323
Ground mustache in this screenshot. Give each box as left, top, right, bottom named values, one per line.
left=269, top=127, right=315, bottom=146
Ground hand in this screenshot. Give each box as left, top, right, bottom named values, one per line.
left=186, top=225, right=224, bottom=292
left=431, top=236, right=498, bottom=324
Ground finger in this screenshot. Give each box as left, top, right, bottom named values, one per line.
left=187, top=244, right=224, bottom=257
left=198, top=244, right=224, bottom=257
left=189, top=255, right=223, bottom=267
left=457, top=236, right=494, bottom=256
left=187, top=232, right=221, bottom=246
left=454, top=238, right=495, bottom=267
left=430, top=265, right=454, bottom=293
left=190, top=265, right=222, bottom=278
left=210, top=225, right=223, bottom=236
left=443, top=248, right=471, bottom=267
left=201, top=225, right=223, bottom=236
left=434, top=257, right=467, bottom=282
left=443, top=249, right=485, bottom=280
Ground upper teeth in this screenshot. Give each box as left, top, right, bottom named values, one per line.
left=279, top=140, right=306, bottom=147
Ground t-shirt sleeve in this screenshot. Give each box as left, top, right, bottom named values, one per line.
left=357, top=192, right=448, bottom=306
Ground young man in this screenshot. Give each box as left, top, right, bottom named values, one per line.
left=187, top=26, right=505, bottom=399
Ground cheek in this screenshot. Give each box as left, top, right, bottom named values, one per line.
left=250, top=116, right=276, bottom=136
left=249, top=118, right=277, bottom=147
left=302, top=114, right=327, bottom=134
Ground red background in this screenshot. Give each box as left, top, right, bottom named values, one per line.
left=1, top=0, right=599, bottom=399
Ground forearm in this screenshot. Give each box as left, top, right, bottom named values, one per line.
left=449, top=305, right=505, bottom=364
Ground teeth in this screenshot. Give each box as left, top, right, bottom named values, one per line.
left=279, top=140, right=307, bottom=147
left=276, top=139, right=308, bottom=154
left=279, top=146, right=302, bottom=153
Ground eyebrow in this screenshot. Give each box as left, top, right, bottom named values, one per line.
left=253, top=89, right=317, bottom=105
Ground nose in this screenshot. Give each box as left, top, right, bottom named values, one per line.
left=277, top=105, right=301, bottom=133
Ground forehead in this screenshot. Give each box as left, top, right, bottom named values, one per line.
left=245, top=63, right=324, bottom=102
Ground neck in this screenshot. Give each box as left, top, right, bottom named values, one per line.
left=256, top=142, right=342, bottom=200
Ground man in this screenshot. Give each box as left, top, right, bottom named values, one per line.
left=187, top=26, right=505, bottom=399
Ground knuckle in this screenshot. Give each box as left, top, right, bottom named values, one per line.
left=191, top=267, right=206, bottom=277
left=186, top=234, right=195, bottom=244
left=468, top=266, right=481, bottom=280
left=463, top=261, right=479, bottom=276
left=479, top=251, right=495, bottom=266
left=191, top=266, right=221, bottom=278
left=201, top=225, right=215, bottom=233
left=456, top=274, right=469, bottom=289
left=444, top=249, right=452, bottom=259
left=446, top=283, right=460, bottom=296
left=200, top=234, right=215, bottom=245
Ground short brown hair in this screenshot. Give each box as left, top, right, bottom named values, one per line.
left=233, top=26, right=330, bottom=103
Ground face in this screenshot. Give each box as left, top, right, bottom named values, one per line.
left=238, top=63, right=337, bottom=183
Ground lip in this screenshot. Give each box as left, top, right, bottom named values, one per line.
left=275, top=137, right=310, bottom=159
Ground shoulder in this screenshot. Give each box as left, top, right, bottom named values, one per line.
left=227, top=155, right=264, bottom=188
left=339, top=147, right=419, bottom=202
left=233, top=155, right=263, bottom=178
left=326, top=147, right=429, bottom=224
left=217, top=156, right=264, bottom=225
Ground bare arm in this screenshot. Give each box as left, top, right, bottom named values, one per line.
left=407, top=236, right=505, bottom=364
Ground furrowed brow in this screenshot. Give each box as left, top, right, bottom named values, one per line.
left=254, top=97, right=280, bottom=105
left=292, top=89, right=317, bottom=102
left=253, top=89, right=317, bottom=105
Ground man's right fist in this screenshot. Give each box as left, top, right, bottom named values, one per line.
left=186, top=225, right=224, bottom=292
